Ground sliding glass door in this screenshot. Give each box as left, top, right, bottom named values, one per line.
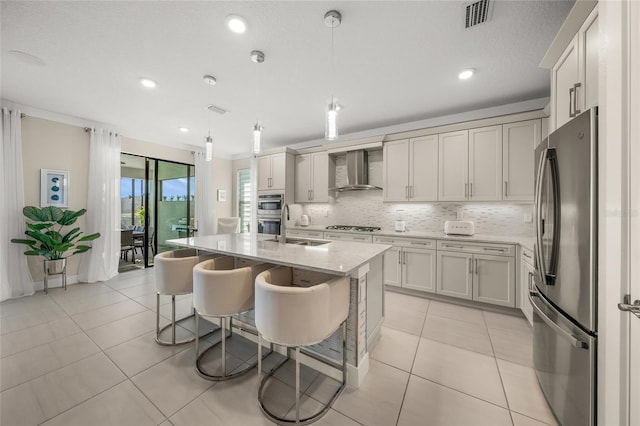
left=155, top=160, right=195, bottom=255
left=120, top=153, right=194, bottom=270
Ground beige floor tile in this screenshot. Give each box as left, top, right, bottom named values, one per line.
left=427, top=299, right=485, bottom=323
left=1, top=332, right=100, bottom=391
left=370, top=326, right=420, bottom=372
left=55, top=290, right=128, bottom=316
left=0, top=353, right=126, bottom=426
left=489, top=327, right=533, bottom=367
left=170, top=397, right=221, bottom=426
left=132, top=347, right=214, bottom=417
left=484, top=310, right=532, bottom=334
left=0, top=293, right=60, bottom=319
left=41, top=380, right=165, bottom=426
left=511, top=411, right=558, bottom=426
left=116, top=282, right=157, bottom=299
left=384, top=304, right=426, bottom=336
left=133, top=292, right=170, bottom=310
left=497, top=359, right=557, bottom=425
left=270, top=357, right=320, bottom=393
left=333, top=359, right=409, bottom=426
left=197, top=372, right=290, bottom=425
left=1, top=305, right=67, bottom=335
left=47, top=283, right=115, bottom=304
left=104, top=331, right=189, bottom=377
left=385, top=291, right=430, bottom=313
left=285, top=394, right=362, bottom=426
left=398, top=375, right=512, bottom=426
left=422, top=314, right=494, bottom=356
left=71, top=299, right=147, bottom=330
left=412, top=338, right=507, bottom=408
left=0, top=316, right=80, bottom=358
left=85, top=310, right=159, bottom=349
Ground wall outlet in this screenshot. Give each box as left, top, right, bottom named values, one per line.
left=324, top=209, right=329, bottom=217
left=456, top=211, right=464, bottom=220
left=523, top=213, right=533, bottom=223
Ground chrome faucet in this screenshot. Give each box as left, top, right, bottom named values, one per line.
left=280, top=204, right=290, bottom=244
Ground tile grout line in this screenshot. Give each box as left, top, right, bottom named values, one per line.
left=483, top=310, right=516, bottom=426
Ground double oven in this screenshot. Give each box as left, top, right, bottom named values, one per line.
left=257, top=193, right=283, bottom=235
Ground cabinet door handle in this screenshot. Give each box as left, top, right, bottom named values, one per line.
left=378, top=239, right=394, bottom=243
left=470, top=182, right=473, bottom=198
left=522, top=252, right=532, bottom=260
left=573, top=82, right=582, bottom=115
left=465, top=183, right=468, bottom=198
left=569, top=87, right=575, bottom=118
left=528, top=271, right=537, bottom=295
left=411, top=241, right=428, bottom=246
left=504, top=181, right=508, bottom=197
left=475, top=258, right=478, bottom=274
left=445, top=244, right=464, bottom=249
left=483, top=247, right=505, bottom=253
left=398, top=250, right=402, bottom=264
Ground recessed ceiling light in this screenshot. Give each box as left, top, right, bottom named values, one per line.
left=140, top=78, right=157, bottom=88
left=225, top=15, right=247, bottom=34
left=178, top=127, right=189, bottom=133
left=458, top=69, right=475, bottom=80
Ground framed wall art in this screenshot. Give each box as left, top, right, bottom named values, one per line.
left=40, top=169, right=68, bottom=208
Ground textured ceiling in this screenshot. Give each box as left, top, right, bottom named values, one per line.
left=1, top=1, right=573, bottom=158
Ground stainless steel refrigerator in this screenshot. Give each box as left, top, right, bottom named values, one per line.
left=531, top=107, right=597, bottom=426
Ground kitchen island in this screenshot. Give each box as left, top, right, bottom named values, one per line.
left=167, top=233, right=391, bottom=387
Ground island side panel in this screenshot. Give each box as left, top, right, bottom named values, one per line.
left=366, top=254, right=384, bottom=350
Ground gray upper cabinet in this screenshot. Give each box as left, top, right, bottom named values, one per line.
left=295, top=152, right=329, bottom=203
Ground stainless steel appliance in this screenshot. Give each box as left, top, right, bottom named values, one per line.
left=325, top=225, right=381, bottom=232
left=257, top=193, right=284, bottom=235
left=257, top=193, right=283, bottom=217
left=531, top=108, right=597, bottom=426
left=257, top=217, right=280, bottom=236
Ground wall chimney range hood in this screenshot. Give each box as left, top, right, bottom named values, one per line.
left=330, top=150, right=382, bottom=192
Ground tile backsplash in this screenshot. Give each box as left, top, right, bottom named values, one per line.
left=302, top=191, right=534, bottom=237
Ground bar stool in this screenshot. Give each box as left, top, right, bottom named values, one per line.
left=254, top=266, right=350, bottom=425
left=154, top=249, right=217, bottom=345
left=192, top=256, right=272, bottom=380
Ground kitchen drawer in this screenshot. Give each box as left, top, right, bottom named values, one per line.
left=436, top=240, right=515, bottom=257
left=372, top=236, right=436, bottom=249
left=323, top=232, right=372, bottom=243
left=521, top=246, right=535, bottom=266
left=287, top=229, right=324, bottom=239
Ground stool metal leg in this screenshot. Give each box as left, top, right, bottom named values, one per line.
left=295, top=347, right=301, bottom=423
left=257, top=320, right=348, bottom=426
left=221, top=316, right=226, bottom=376
left=156, top=293, right=215, bottom=346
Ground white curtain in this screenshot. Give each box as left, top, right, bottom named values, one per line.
left=194, top=151, right=215, bottom=235
left=0, top=108, right=34, bottom=301
left=78, top=129, right=121, bottom=283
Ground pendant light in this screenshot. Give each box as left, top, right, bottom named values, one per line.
left=251, top=50, right=265, bottom=154
left=203, top=74, right=217, bottom=161
left=324, top=10, right=341, bottom=141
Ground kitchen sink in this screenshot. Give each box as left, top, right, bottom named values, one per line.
left=264, top=237, right=330, bottom=246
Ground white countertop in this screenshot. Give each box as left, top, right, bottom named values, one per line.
left=166, top=233, right=391, bottom=276
left=292, top=226, right=535, bottom=249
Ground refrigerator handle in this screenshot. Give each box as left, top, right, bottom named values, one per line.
left=529, top=294, right=588, bottom=349
left=534, top=148, right=547, bottom=285
left=547, top=151, right=561, bottom=284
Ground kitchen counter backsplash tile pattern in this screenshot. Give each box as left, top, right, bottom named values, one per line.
left=303, top=191, right=534, bottom=237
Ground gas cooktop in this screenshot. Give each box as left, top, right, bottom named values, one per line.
left=325, top=225, right=381, bottom=232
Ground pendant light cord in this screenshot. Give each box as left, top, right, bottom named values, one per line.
left=208, top=81, right=213, bottom=138
left=331, top=19, right=335, bottom=104
left=256, top=62, right=260, bottom=124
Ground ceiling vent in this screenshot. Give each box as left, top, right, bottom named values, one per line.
left=207, top=104, right=228, bottom=115
left=464, top=0, right=492, bottom=29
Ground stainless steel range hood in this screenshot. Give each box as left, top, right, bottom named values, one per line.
left=330, top=150, right=382, bottom=192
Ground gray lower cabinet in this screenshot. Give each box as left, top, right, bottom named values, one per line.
left=436, top=251, right=473, bottom=300
left=374, top=236, right=436, bottom=293
left=436, top=241, right=516, bottom=307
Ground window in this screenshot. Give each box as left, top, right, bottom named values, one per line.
left=120, top=177, right=145, bottom=227
left=238, top=169, right=251, bottom=233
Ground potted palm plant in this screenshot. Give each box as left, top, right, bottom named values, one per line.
left=11, top=206, right=101, bottom=275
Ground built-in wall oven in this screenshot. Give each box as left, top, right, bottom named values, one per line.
left=257, top=193, right=283, bottom=235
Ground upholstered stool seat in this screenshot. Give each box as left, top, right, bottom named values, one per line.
left=193, top=256, right=272, bottom=380
left=154, top=249, right=217, bottom=345
left=255, top=266, right=350, bottom=425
